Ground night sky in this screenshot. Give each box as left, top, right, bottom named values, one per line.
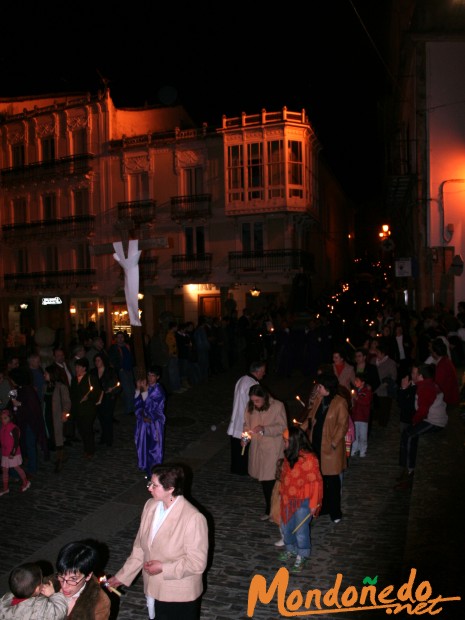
left=1, top=0, right=392, bottom=201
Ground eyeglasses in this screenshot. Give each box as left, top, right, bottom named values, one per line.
left=56, top=574, right=86, bottom=586
left=146, top=481, right=160, bottom=489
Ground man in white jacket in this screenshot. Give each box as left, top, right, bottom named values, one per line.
left=227, top=360, right=266, bottom=475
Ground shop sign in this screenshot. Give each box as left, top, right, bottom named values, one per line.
left=42, top=297, right=63, bottom=305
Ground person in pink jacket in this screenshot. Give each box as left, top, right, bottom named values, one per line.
left=107, top=464, right=208, bottom=620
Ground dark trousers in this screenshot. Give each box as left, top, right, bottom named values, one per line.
left=154, top=597, right=201, bottom=620
left=230, top=436, right=249, bottom=475
left=97, top=395, right=115, bottom=447
left=322, top=474, right=342, bottom=521
left=261, top=479, right=276, bottom=515
left=374, top=395, right=392, bottom=427
left=76, top=413, right=96, bottom=455
left=399, top=422, right=442, bottom=469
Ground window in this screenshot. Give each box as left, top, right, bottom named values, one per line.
left=129, top=172, right=149, bottom=201
left=17, top=249, right=28, bottom=273
left=41, top=137, right=55, bottom=162
left=13, top=198, right=27, bottom=224
left=45, top=245, right=58, bottom=271
left=288, top=140, right=303, bottom=198
left=227, top=145, right=244, bottom=201
left=247, top=143, right=264, bottom=200
left=73, top=189, right=89, bottom=215
left=42, top=194, right=57, bottom=220
left=183, top=167, right=203, bottom=195
left=12, top=143, right=25, bottom=168
left=72, top=129, right=87, bottom=155
left=75, top=244, right=90, bottom=269
left=242, top=222, right=263, bottom=253
left=267, top=140, right=285, bottom=198
left=185, top=226, right=205, bottom=256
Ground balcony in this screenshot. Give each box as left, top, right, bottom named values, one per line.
left=228, top=249, right=314, bottom=273
left=3, top=269, right=97, bottom=292
left=170, top=194, right=212, bottom=222
left=172, top=253, right=212, bottom=278
left=0, top=154, right=94, bottom=186
left=117, top=200, right=157, bottom=225
left=2, top=215, right=95, bottom=242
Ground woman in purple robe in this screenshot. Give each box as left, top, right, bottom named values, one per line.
left=135, top=366, right=166, bottom=477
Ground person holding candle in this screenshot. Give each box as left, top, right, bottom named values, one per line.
left=242, top=384, right=287, bottom=520
left=55, top=540, right=111, bottom=619
left=350, top=372, right=373, bottom=458
left=91, top=353, right=120, bottom=449
left=69, top=358, right=102, bottom=460
left=278, top=426, right=323, bottom=572
left=107, top=464, right=208, bottom=620
left=134, top=365, right=167, bottom=477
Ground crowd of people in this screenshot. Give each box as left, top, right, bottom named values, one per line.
left=0, top=296, right=463, bottom=616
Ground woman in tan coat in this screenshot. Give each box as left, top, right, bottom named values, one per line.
left=242, top=384, right=287, bottom=520
left=302, top=372, right=349, bottom=523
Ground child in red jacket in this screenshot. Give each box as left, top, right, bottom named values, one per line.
left=350, top=373, right=373, bottom=458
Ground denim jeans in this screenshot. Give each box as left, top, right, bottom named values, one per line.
left=282, top=499, right=312, bottom=558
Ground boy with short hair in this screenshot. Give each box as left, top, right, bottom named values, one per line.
left=0, top=562, right=68, bottom=618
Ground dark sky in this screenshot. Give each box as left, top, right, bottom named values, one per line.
left=1, top=0, right=392, bottom=201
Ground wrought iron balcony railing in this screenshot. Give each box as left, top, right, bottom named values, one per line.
left=228, top=249, right=314, bottom=273
left=170, top=194, right=212, bottom=222
left=117, top=200, right=157, bottom=224
left=0, top=154, right=94, bottom=186
left=2, top=215, right=95, bottom=241
left=172, top=253, right=212, bottom=278
left=3, top=269, right=96, bottom=291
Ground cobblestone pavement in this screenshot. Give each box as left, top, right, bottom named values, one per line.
left=0, top=364, right=463, bottom=619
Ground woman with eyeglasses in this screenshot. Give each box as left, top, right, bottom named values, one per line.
left=107, top=464, right=208, bottom=620
left=55, top=540, right=110, bottom=619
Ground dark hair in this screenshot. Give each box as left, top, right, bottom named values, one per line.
left=74, top=357, right=89, bottom=371
left=354, top=347, right=368, bottom=357
left=416, top=363, right=436, bottom=380
left=150, top=465, right=184, bottom=496
left=147, top=365, right=162, bottom=378
left=247, top=384, right=270, bottom=411
left=431, top=337, right=447, bottom=357
left=317, top=372, right=339, bottom=399
left=9, top=563, right=42, bottom=598
left=56, top=541, right=99, bottom=577
left=45, top=365, right=62, bottom=385
left=355, top=371, right=368, bottom=383
left=284, top=426, right=314, bottom=469
left=93, top=352, right=107, bottom=367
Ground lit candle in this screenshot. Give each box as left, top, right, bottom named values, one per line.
left=99, top=576, right=122, bottom=597
left=295, top=395, right=306, bottom=407
left=346, top=337, right=356, bottom=350
left=241, top=431, right=251, bottom=455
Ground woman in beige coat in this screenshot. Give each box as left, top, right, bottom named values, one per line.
left=303, top=372, right=349, bottom=523
left=44, top=365, right=72, bottom=473
left=107, top=464, right=208, bottom=620
left=242, top=384, right=287, bottom=520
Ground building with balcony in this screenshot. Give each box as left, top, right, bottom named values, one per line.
left=0, top=89, right=353, bottom=356
left=384, top=0, right=465, bottom=311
